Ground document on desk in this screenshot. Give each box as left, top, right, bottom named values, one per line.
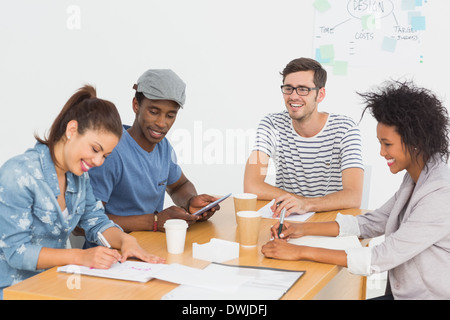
left=258, top=199, right=315, bottom=222
left=57, top=262, right=251, bottom=292
left=288, top=235, right=362, bottom=250
left=57, top=261, right=167, bottom=283
left=162, top=263, right=305, bottom=300
left=153, top=263, right=252, bottom=293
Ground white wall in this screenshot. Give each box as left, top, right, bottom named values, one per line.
left=1, top=0, right=449, bottom=210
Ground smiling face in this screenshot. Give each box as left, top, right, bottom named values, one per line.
left=377, top=122, right=423, bottom=181
left=129, top=97, right=179, bottom=152
left=282, top=70, right=325, bottom=123
left=57, top=121, right=119, bottom=176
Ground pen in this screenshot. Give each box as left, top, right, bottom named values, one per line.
left=273, top=200, right=282, bottom=216
left=97, top=231, right=111, bottom=248
left=278, top=208, right=286, bottom=238
left=97, top=231, right=121, bottom=263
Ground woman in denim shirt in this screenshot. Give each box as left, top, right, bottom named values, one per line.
left=0, top=85, right=164, bottom=298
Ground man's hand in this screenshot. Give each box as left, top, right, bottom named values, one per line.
left=188, top=194, right=220, bottom=221
left=156, top=205, right=199, bottom=232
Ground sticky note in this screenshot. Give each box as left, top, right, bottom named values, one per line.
left=408, top=11, right=421, bottom=24
left=362, top=14, right=379, bottom=30
left=381, top=37, right=397, bottom=53
left=313, top=0, right=331, bottom=13
left=315, top=48, right=332, bottom=64
left=319, top=44, right=335, bottom=60
left=333, top=61, right=348, bottom=76
left=411, top=16, right=426, bottom=31
left=401, top=0, right=416, bottom=10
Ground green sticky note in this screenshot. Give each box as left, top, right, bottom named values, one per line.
left=319, top=44, right=335, bottom=60
left=313, top=0, right=331, bottom=13
left=362, top=14, right=378, bottom=30
left=333, top=61, right=348, bottom=76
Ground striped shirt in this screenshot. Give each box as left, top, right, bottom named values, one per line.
left=253, top=111, right=363, bottom=197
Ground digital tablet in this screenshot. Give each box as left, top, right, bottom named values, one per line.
left=193, top=193, right=232, bottom=216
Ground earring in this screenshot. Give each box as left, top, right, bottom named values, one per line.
left=67, top=135, right=71, bottom=140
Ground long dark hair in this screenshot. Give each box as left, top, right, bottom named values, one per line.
left=36, top=85, right=122, bottom=164
left=359, top=80, right=450, bottom=165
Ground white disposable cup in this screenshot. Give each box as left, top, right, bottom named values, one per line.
left=164, top=219, right=188, bottom=254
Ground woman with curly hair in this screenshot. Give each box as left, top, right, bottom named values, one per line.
left=262, top=80, right=450, bottom=300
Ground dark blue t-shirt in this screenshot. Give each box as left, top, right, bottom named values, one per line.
left=89, top=127, right=182, bottom=215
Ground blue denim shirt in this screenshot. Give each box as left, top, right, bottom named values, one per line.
left=0, top=143, right=119, bottom=299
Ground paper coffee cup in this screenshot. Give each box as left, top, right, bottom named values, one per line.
left=164, top=219, right=188, bottom=254
left=233, top=193, right=257, bottom=222
left=236, top=211, right=262, bottom=247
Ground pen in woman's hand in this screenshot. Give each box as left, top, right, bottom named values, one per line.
left=97, top=231, right=121, bottom=263
left=278, top=208, right=286, bottom=238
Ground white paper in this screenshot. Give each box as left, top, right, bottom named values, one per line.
left=58, top=261, right=251, bottom=293
left=258, top=199, right=315, bottom=222
left=162, top=263, right=305, bottom=300
left=153, top=263, right=253, bottom=293
left=288, top=235, right=362, bottom=250
left=57, top=261, right=167, bottom=283
left=192, top=238, right=239, bottom=263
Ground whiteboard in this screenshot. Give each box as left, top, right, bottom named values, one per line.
left=313, top=0, right=428, bottom=75
left=0, top=0, right=449, bottom=211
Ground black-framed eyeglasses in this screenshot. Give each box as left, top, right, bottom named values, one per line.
left=281, top=85, right=321, bottom=96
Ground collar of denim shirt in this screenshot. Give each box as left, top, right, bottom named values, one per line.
left=34, top=143, right=79, bottom=197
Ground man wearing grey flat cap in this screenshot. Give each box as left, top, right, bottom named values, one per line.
left=87, top=69, right=220, bottom=233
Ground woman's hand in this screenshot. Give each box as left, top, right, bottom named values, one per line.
left=261, top=239, right=304, bottom=260
left=119, top=234, right=165, bottom=264
left=79, top=246, right=123, bottom=269
left=270, top=221, right=306, bottom=240
left=264, top=222, right=310, bottom=261
left=101, top=227, right=166, bottom=264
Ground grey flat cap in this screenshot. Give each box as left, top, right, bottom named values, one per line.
left=134, top=69, right=186, bottom=107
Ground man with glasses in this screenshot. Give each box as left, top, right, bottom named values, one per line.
left=244, top=57, right=364, bottom=217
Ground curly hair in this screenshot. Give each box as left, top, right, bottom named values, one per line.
left=359, top=80, right=450, bottom=165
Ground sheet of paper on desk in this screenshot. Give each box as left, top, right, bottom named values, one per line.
left=162, top=263, right=305, bottom=300
left=258, top=199, right=315, bottom=222
left=288, top=235, right=362, bottom=250
left=153, top=263, right=252, bottom=293
left=57, top=261, right=167, bottom=283
left=57, top=262, right=251, bottom=292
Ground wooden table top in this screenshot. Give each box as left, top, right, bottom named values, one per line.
left=4, top=197, right=368, bottom=300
